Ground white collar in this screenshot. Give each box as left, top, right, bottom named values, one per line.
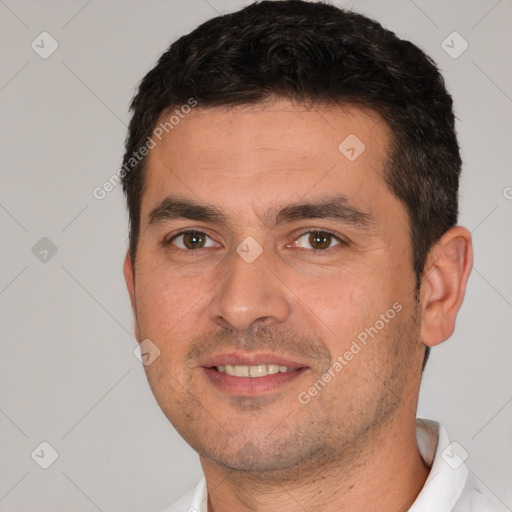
left=409, top=418, right=468, bottom=511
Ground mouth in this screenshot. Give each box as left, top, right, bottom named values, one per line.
left=201, top=353, right=309, bottom=395
left=215, top=363, right=295, bottom=377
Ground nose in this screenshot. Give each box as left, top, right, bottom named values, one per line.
left=208, top=245, right=291, bottom=331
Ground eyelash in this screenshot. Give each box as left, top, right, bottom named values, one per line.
left=293, top=228, right=348, bottom=252
left=165, top=228, right=347, bottom=254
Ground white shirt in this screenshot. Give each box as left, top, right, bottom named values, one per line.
left=161, top=418, right=509, bottom=512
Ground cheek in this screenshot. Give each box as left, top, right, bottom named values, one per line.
left=285, top=265, right=388, bottom=329
left=134, top=261, right=209, bottom=337
left=296, top=265, right=410, bottom=359
left=135, top=274, right=199, bottom=397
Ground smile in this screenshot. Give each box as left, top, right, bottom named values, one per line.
left=215, top=364, right=294, bottom=377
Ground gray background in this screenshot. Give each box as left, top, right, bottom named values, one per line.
left=0, top=0, right=511, bottom=510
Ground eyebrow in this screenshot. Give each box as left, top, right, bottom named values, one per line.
left=148, top=195, right=376, bottom=231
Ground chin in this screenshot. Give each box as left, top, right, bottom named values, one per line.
left=198, top=433, right=329, bottom=477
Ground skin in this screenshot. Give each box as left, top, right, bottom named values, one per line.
left=124, top=98, right=473, bottom=512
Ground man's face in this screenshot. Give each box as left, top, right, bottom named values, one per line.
left=125, top=99, right=426, bottom=475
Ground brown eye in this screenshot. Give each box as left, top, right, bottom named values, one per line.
left=294, top=231, right=341, bottom=250
left=309, top=232, right=332, bottom=249
left=169, top=230, right=217, bottom=250
left=183, top=231, right=205, bottom=249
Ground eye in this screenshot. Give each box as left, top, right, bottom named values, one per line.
left=292, top=230, right=343, bottom=251
left=168, top=230, right=219, bottom=250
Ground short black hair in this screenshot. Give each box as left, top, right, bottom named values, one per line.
left=122, top=0, right=462, bottom=369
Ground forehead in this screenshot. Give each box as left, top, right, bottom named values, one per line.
left=150, top=100, right=389, bottom=167
left=141, top=99, right=395, bottom=225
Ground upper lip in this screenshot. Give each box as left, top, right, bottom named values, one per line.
left=201, top=351, right=308, bottom=369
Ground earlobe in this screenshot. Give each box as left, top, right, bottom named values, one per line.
left=419, top=227, right=473, bottom=347
left=123, top=251, right=140, bottom=341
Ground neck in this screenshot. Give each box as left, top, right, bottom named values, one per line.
left=201, top=415, right=429, bottom=512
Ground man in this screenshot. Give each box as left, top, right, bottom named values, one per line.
left=121, top=1, right=505, bottom=510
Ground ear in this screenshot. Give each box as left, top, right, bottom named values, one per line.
left=419, top=226, right=473, bottom=347
left=123, top=251, right=141, bottom=341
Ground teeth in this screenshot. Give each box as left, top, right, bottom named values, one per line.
left=215, top=364, right=293, bottom=377
left=234, top=365, right=249, bottom=377
left=267, top=364, right=280, bottom=374
left=249, top=365, right=265, bottom=377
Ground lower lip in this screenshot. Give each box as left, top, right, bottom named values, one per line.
left=202, top=367, right=308, bottom=395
